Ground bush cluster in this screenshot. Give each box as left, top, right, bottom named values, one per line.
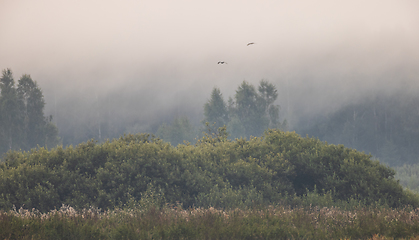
left=0, top=129, right=417, bottom=212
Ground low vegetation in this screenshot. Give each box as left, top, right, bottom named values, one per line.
left=3, top=204, right=419, bottom=239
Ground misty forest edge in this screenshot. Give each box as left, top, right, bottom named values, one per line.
left=2, top=68, right=419, bottom=167
left=1, top=68, right=419, bottom=212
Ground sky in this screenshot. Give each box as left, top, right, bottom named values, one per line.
left=1, top=0, right=419, bottom=135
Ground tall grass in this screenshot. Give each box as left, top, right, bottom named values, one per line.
left=2, top=204, right=419, bottom=239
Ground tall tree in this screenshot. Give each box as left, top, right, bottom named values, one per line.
left=203, top=87, right=228, bottom=132
left=258, top=80, right=281, bottom=128
left=0, top=69, right=24, bottom=152
left=0, top=69, right=60, bottom=157
left=17, top=74, right=46, bottom=148
left=234, top=81, right=267, bottom=137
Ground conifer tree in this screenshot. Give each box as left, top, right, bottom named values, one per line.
left=0, top=69, right=60, bottom=157
left=18, top=74, right=47, bottom=148
left=204, top=80, right=285, bottom=139
left=203, top=87, right=229, bottom=132
left=233, top=81, right=267, bottom=137
left=0, top=69, right=24, bottom=152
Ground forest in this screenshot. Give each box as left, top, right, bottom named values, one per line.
left=2, top=68, right=419, bottom=187
left=298, top=92, right=419, bottom=166
left=2, top=67, right=419, bottom=168
left=0, top=69, right=60, bottom=156
left=3, top=68, right=419, bottom=238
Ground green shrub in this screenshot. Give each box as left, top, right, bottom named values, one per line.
left=0, top=129, right=418, bottom=212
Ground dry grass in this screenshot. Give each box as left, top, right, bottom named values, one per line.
left=2, top=204, right=419, bottom=239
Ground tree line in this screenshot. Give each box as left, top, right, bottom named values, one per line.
left=0, top=69, right=60, bottom=157
left=203, top=80, right=286, bottom=138
left=157, top=80, right=287, bottom=145
left=3, top=67, right=419, bottom=168
left=145, top=79, right=419, bottom=168
left=0, top=69, right=286, bottom=156
left=299, top=93, right=419, bottom=166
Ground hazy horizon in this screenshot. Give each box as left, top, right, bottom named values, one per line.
left=2, top=0, right=419, bottom=141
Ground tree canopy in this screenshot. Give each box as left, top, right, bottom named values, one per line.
left=203, top=80, right=286, bottom=139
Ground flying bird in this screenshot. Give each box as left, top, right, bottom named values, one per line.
left=217, top=61, right=227, bottom=64
left=247, top=42, right=255, bottom=46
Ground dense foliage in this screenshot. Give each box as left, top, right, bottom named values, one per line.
left=0, top=128, right=417, bottom=212
left=0, top=69, right=60, bottom=158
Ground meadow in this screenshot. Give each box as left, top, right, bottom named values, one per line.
left=2, top=204, right=419, bottom=239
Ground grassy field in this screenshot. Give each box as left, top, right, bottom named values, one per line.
left=2, top=204, right=419, bottom=239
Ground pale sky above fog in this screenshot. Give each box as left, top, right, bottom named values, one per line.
left=1, top=0, right=419, bottom=126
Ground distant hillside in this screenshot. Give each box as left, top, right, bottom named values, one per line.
left=297, top=93, right=419, bottom=166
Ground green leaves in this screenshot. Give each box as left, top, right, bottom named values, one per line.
left=0, top=130, right=417, bottom=212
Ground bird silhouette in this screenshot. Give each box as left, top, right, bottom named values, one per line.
left=247, top=42, right=255, bottom=46
left=218, top=61, right=227, bottom=64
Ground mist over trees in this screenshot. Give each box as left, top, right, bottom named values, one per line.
left=203, top=80, right=286, bottom=139
left=156, top=116, right=198, bottom=146
left=3, top=68, right=419, bottom=168
left=0, top=69, right=60, bottom=157
left=3, top=68, right=419, bottom=209
left=297, top=93, right=419, bottom=166
left=154, top=80, right=286, bottom=146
